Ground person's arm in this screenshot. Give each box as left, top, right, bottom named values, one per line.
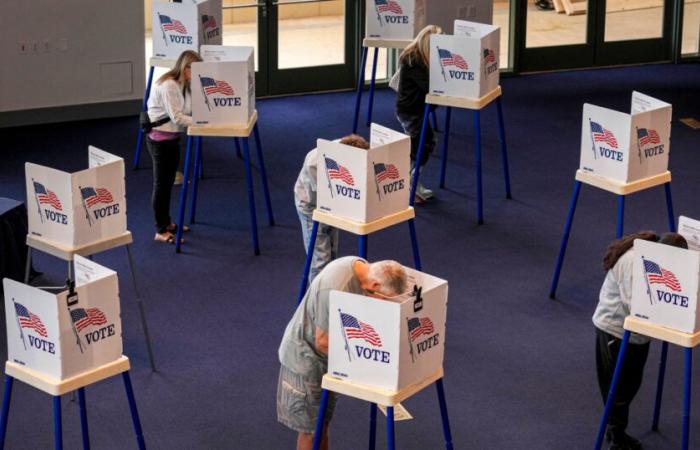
left=315, top=326, right=329, bottom=355
left=162, top=81, right=194, bottom=127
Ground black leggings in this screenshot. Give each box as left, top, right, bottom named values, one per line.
left=595, top=327, right=649, bottom=436
left=146, top=137, right=181, bottom=233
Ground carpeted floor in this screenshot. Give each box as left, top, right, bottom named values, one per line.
left=1, top=62, right=700, bottom=449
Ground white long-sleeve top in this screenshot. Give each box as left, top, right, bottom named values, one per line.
left=146, top=78, right=193, bottom=133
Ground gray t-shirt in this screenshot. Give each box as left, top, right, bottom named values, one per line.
left=592, top=249, right=650, bottom=344
left=293, top=148, right=317, bottom=215
left=279, top=256, right=365, bottom=380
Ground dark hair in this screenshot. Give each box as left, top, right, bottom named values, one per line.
left=602, top=231, right=689, bottom=271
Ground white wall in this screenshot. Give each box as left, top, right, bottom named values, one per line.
left=0, top=0, right=145, bottom=114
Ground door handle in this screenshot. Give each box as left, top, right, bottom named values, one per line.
left=272, top=0, right=336, bottom=5
left=222, top=1, right=267, bottom=18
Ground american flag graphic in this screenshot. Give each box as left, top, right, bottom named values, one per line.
left=374, top=163, right=400, bottom=183
left=483, top=48, right=496, bottom=64
left=407, top=317, right=435, bottom=341
left=70, top=308, right=108, bottom=332
left=340, top=313, right=382, bottom=347
left=325, top=157, right=355, bottom=185
left=590, top=121, right=619, bottom=148
left=81, top=187, right=114, bottom=208
left=200, top=77, right=235, bottom=96
left=201, top=14, right=217, bottom=30
left=14, top=303, right=48, bottom=338
left=375, top=0, right=404, bottom=14
left=438, top=49, right=468, bottom=70
left=33, top=181, right=63, bottom=211
left=644, top=259, right=682, bottom=292
left=637, top=128, right=661, bottom=146
left=160, top=15, right=188, bottom=34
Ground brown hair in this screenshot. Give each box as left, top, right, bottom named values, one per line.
left=157, top=50, right=202, bottom=92
left=339, top=134, right=370, bottom=150
left=602, top=231, right=688, bottom=271
left=399, top=25, right=442, bottom=67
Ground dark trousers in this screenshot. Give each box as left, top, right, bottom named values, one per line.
left=397, top=109, right=435, bottom=167
left=146, top=137, right=180, bottom=233
left=595, top=327, right=650, bottom=436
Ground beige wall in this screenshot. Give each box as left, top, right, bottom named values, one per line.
left=145, top=0, right=344, bottom=30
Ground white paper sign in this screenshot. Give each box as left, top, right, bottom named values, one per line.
left=26, top=147, right=127, bottom=249
left=191, top=46, right=255, bottom=126
left=316, top=124, right=410, bottom=223
left=632, top=239, right=700, bottom=334
left=3, top=256, right=122, bottom=380
left=580, top=92, right=671, bottom=183
left=679, top=216, right=700, bottom=252
left=151, top=0, right=222, bottom=61
left=429, top=21, right=500, bottom=99
left=328, top=267, right=448, bottom=392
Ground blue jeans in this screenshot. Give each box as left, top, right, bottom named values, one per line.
left=298, top=209, right=338, bottom=283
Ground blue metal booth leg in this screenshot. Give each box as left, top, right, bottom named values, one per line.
left=664, top=182, right=676, bottom=232
left=496, top=97, right=512, bottom=199
left=234, top=137, right=243, bottom=159
left=175, top=136, right=194, bottom=253
left=366, top=48, right=379, bottom=127
left=409, top=104, right=432, bottom=206
left=439, top=107, right=452, bottom=189
left=122, top=372, right=146, bottom=450
left=358, top=235, right=368, bottom=260
left=253, top=124, right=275, bottom=226
left=78, top=388, right=90, bottom=450
left=368, top=403, right=378, bottom=450
left=408, top=219, right=422, bottom=271
left=312, top=389, right=330, bottom=450
left=0, top=375, right=14, bottom=449
left=133, top=66, right=155, bottom=170
left=473, top=110, right=484, bottom=225
left=430, top=108, right=440, bottom=133
left=436, top=379, right=454, bottom=450
left=595, top=330, right=631, bottom=450
left=297, top=220, right=319, bottom=305
left=549, top=181, right=582, bottom=299
left=616, top=195, right=625, bottom=239
left=682, top=348, right=692, bottom=450
left=386, top=406, right=396, bottom=450
left=189, top=137, right=202, bottom=224
left=652, top=341, right=668, bottom=431
left=352, top=47, right=369, bottom=134
left=53, top=395, right=62, bottom=450
left=241, top=137, right=261, bottom=255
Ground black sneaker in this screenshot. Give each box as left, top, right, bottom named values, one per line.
left=608, top=432, right=642, bottom=450
left=535, top=0, right=554, bottom=10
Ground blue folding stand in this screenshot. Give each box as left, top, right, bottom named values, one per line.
left=549, top=170, right=675, bottom=300
left=0, top=356, right=146, bottom=450
left=411, top=87, right=512, bottom=225
left=352, top=38, right=439, bottom=134
left=174, top=110, right=274, bottom=255
left=296, top=207, right=422, bottom=305
left=312, top=368, right=453, bottom=450
left=133, top=59, right=175, bottom=170
left=595, top=317, right=698, bottom=450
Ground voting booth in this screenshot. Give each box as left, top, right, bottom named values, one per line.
left=316, top=124, right=410, bottom=223
left=328, top=267, right=447, bottom=392
left=365, top=0, right=492, bottom=40
left=25, top=147, right=126, bottom=249
left=3, top=256, right=122, bottom=380
left=191, top=45, right=255, bottom=126
left=580, top=92, right=671, bottom=183
left=429, top=20, right=500, bottom=99
left=151, top=0, right=222, bottom=61
left=632, top=239, right=700, bottom=334
left=679, top=216, right=700, bottom=252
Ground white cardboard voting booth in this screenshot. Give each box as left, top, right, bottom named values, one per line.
left=679, top=216, right=700, bottom=252
left=632, top=239, right=700, bottom=334
left=3, top=256, right=122, bottom=380
left=328, top=267, right=448, bottom=391
left=365, top=0, right=492, bottom=40
left=429, top=21, right=500, bottom=99
left=316, top=124, right=410, bottom=223
left=580, top=92, right=671, bottom=183
left=25, top=147, right=126, bottom=248
left=151, top=0, right=222, bottom=61
left=191, top=46, right=255, bottom=126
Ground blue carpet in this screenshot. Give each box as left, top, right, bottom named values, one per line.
left=1, top=62, right=700, bottom=449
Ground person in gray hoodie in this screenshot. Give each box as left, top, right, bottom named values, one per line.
left=593, top=231, right=688, bottom=450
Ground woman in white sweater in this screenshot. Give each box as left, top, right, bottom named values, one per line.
left=146, top=50, right=202, bottom=243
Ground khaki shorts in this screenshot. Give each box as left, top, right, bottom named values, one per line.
left=277, top=365, right=337, bottom=434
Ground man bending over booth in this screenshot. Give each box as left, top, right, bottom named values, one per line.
left=277, top=256, right=407, bottom=450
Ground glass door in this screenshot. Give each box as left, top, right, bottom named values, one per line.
left=517, top=0, right=673, bottom=71
left=223, top=0, right=358, bottom=96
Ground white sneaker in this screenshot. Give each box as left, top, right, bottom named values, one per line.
left=416, top=182, right=434, bottom=200
left=173, top=171, right=184, bottom=186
